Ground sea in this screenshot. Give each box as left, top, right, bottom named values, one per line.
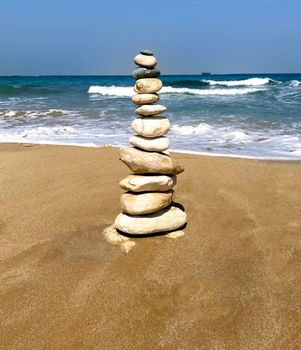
left=0, top=74, right=300, bottom=160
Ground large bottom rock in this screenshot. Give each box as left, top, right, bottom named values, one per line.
left=114, top=205, right=187, bottom=235
left=121, top=191, right=174, bottom=215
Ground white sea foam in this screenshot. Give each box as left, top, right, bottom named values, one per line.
left=172, top=123, right=301, bottom=159
left=172, top=123, right=213, bottom=134
left=0, top=109, right=80, bottom=120
left=20, top=126, right=77, bottom=138
left=163, top=86, right=262, bottom=95
left=289, top=80, right=300, bottom=87
left=87, top=85, right=261, bottom=97
left=88, top=85, right=134, bottom=96
left=223, top=131, right=252, bottom=142
left=173, top=123, right=253, bottom=143
left=170, top=125, right=253, bottom=144
left=203, top=77, right=272, bottom=87
left=1, top=122, right=300, bottom=160
left=0, top=110, right=18, bottom=117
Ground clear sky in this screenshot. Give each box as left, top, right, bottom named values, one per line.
left=0, top=0, right=300, bottom=75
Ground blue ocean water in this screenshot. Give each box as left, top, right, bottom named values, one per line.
left=0, top=74, right=300, bottom=159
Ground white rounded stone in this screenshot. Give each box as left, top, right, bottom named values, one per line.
left=129, top=135, right=170, bottom=152
left=131, top=117, right=170, bottom=138
left=134, top=54, right=157, bottom=68
left=103, top=225, right=129, bottom=245
left=121, top=191, right=174, bottom=215
left=135, top=104, right=167, bottom=116
left=119, top=175, right=177, bottom=193
left=115, top=205, right=187, bottom=235
left=132, top=94, right=159, bottom=105
left=120, top=241, right=136, bottom=254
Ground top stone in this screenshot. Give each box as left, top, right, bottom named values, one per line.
left=140, top=49, right=154, bottom=56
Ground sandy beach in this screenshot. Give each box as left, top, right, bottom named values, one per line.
left=0, top=143, right=300, bottom=349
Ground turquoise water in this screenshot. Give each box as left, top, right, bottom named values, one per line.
left=0, top=74, right=300, bottom=159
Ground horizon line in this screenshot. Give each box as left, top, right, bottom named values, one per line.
left=0, top=72, right=301, bottom=77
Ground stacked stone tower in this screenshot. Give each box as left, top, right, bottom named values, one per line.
left=114, top=50, right=187, bottom=236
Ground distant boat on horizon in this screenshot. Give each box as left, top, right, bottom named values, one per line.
left=202, top=72, right=211, bottom=76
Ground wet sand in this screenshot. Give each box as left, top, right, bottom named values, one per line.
left=0, top=143, right=300, bottom=349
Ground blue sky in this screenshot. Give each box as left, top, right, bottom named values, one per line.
left=0, top=0, right=300, bottom=75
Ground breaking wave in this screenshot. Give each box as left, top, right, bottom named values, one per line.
left=202, top=77, right=272, bottom=87
left=172, top=122, right=301, bottom=157
left=289, top=80, right=300, bottom=87
left=172, top=123, right=251, bottom=142
left=162, top=86, right=262, bottom=95
left=88, top=85, right=262, bottom=97
left=88, top=85, right=134, bottom=96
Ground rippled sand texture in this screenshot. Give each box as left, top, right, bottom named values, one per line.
left=0, top=144, right=300, bottom=349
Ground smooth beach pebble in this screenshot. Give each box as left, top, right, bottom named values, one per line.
left=132, top=93, right=159, bottom=105
left=140, top=49, right=154, bottom=56
left=115, top=205, right=187, bottom=235
left=119, top=147, right=184, bottom=175
left=134, top=78, right=162, bottom=94
left=103, top=225, right=129, bottom=245
left=120, top=241, right=136, bottom=254
left=135, top=104, right=167, bottom=116
left=131, top=117, right=170, bottom=138
left=134, top=54, right=157, bottom=68
left=129, top=135, right=170, bottom=152
left=132, top=67, right=161, bottom=80
left=121, top=191, right=174, bottom=215
left=119, top=174, right=177, bottom=193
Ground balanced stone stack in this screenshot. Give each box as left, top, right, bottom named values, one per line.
left=114, top=50, right=187, bottom=235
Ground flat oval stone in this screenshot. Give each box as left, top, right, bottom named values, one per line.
left=115, top=205, right=187, bottom=235
left=131, top=117, right=170, bottom=138
left=134, top=54, right=157, bottom=68
left=134, top=78, right=162, bottom=94
left=135, top=104, right=167, bottom=116
left=132, top=68, right=160, bottom=80
left=132, top=93, right=159, bottom=105
left=119, top=175, right=177, bottom=192
left=119, top=147, right=184, bottom=175
left=140, top=49, right=153, bottom=56
left=130, top=135, right=170, bottom=152
left=121, top=191, right=174, bottom=215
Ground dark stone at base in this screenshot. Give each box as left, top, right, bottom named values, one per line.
left=140, top=49, right=154, bottom=56
left=132, top=67, right=161, bottom=80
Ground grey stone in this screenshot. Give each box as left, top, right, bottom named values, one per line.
left=140, top=49, right=154, bottom=56
left=132, top=68, right=160, bottom=80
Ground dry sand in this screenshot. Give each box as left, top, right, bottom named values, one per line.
left=0, top=143, right=300, bottom=349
